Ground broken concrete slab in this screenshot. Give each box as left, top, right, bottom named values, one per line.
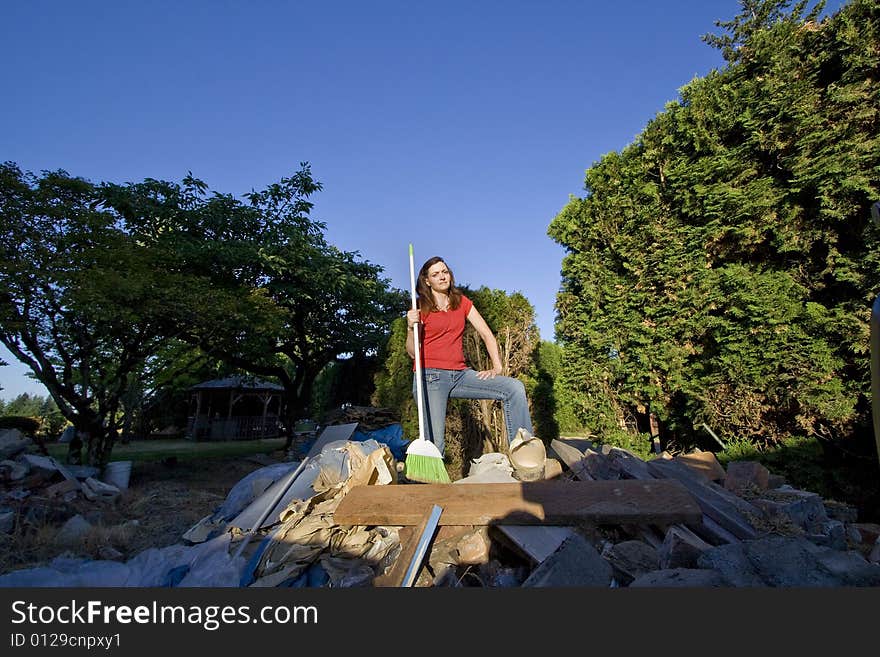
left=493, top=525, right=576, bottom=565
left=697, top=536, right=880, bottom=587
left=753, top=487, right=829, bottom=534
left=522, top=533, right=613, bottom=587
left=604, top=539, right=659, bottom=586
left=724, top=460, right=770, bottom=493
left=673, top=449, right=726, bottom=482
left=659, top=525, right=714, bottom=569
left=81, top=477, right=121, bottom=502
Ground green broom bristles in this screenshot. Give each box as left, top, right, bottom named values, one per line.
left=404, top=453, right=451, bottom=484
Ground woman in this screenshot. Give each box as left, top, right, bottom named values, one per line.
left=405, top=256, right=533, bottom=458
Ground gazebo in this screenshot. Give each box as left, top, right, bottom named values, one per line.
left=185, top=376, right=285, bottom=441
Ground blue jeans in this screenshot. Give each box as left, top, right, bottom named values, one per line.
left=411, top=368, right=533, bottom=458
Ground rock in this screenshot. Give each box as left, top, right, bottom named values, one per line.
left=46, top=479, right=82, bottom=499
left=55, top=514, right=92, bottom=546
left=523, top=533, right=613, bottom=587
left=0, top=430, right=31, bottom=460
left=659, top=525, right=713, bottom=569
left=724, top=460, right=770, bottom=493
left=673, top=449, right=726, bottom=482
left=98, top=546, right=124, bottom=561
left=0, top=459, right=28, bottom=482
left=542, top=457, right=563, bottom=480
left=0, top=509, right=15, bottom=534
left=805, top=520, right=847, bottom=551
left=852, top=523, right=880, bottom=546
left=604, top=540, right=659, bottom=586
left=753, top=488, right=828, bottom=533
left=81, top=477, right=121, bottom=502
left=698, top=536, right=880, bottom=587
left=823, top=500, right=858, bottom=523
left=454, top=527, right=491, bottom=565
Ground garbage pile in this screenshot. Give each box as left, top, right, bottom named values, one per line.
left=2, top=422, right=879, bottom=588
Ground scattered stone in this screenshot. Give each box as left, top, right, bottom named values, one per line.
left=98, top=546, right=124, bottom=561
left=698, top=536, right=880, bottom=587
left=753, top=488, right=829, bottom=534
left=55, top=514, right=92, bottom=546
left=46, top=479, right=82, bottom=499
left=522, top=533, right=612, bottom=587
left=823, top=500, right=858, bottom=523
left=767, top=473, right=786, bottom=488
left=81, top=477, right=121, bottom=502
left=0, top=430, right=31, bottom=460
left=454, top=527, right=491, bottom=565
left=0, top=459, right=28, bottom=482
left=852, top=523, right=880, bottom=546
left=724, top=460, right=769, bottom=493
left=659, top=525, right=713, bottom=569
left=604, top=539, right=659, bottom=585
left=805, top=520, right=847, bottom=551
left=542, top=458, right=563, bottom=480
left=0, top=509, right=15, bottom=534
left=673, top=449, right=726, bottom=482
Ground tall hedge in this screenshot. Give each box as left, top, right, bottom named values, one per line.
left=548, top=0, right=880, bottom=449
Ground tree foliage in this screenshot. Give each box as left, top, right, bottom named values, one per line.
left=0, top=163, right=189, bottom=466
left=548, top=0, right=880, bottom=451
left=101, top=165, right=407, bottom=441
left=1, top=162, right=405, bottom=464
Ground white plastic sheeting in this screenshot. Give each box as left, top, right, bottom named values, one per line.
left=0, top=533, right=245, bottom=587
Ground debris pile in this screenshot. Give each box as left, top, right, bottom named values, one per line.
left=2, top=422, right=879, bottom=588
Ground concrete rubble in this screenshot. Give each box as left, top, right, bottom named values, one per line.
left=1, top=422, right=879, bottom=588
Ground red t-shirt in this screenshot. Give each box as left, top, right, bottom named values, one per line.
left=413, top=295, right=473, bottom=371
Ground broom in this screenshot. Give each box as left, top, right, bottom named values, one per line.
left=404, top=243, right=451, bottom=484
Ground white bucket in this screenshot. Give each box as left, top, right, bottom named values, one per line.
left=102, top=460, right=132, bottom=490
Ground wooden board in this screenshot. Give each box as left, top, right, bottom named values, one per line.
left=647, top=459, right=758, bottom=540
left=373, top=505, right=442, bottom=587
left=333, top=479, right=702, bottom=526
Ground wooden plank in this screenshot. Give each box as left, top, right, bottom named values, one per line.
left=647, top=459, right=758, bottom=540
left=333, top=480, right=702, bottom=526
left=374, top=505, right=443, bottom=587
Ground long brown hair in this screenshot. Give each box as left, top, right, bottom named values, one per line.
left=416, top=256, right=463, bottom=315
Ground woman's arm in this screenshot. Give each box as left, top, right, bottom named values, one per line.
left=405, top=308, right=420, bottom=359
left=466, top=306, right=503, bottom=379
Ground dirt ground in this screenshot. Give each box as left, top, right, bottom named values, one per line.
left=0, top=452, right=283, bottom=576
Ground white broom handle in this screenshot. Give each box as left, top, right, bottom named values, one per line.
left=409, top=245, right=426, bottom=442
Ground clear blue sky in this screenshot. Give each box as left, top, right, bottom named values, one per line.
left=0, top=0, right=847, bottom=401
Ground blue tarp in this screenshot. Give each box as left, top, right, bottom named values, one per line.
left=351, top=423, right=408, bottom=461
left=298, top=422, right=409, bottom=461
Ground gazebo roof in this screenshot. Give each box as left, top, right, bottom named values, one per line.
left=189, top=376, right=284, bottom=392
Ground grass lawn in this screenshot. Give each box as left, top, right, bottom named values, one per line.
left=44, top=437, right=287, bottom=464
